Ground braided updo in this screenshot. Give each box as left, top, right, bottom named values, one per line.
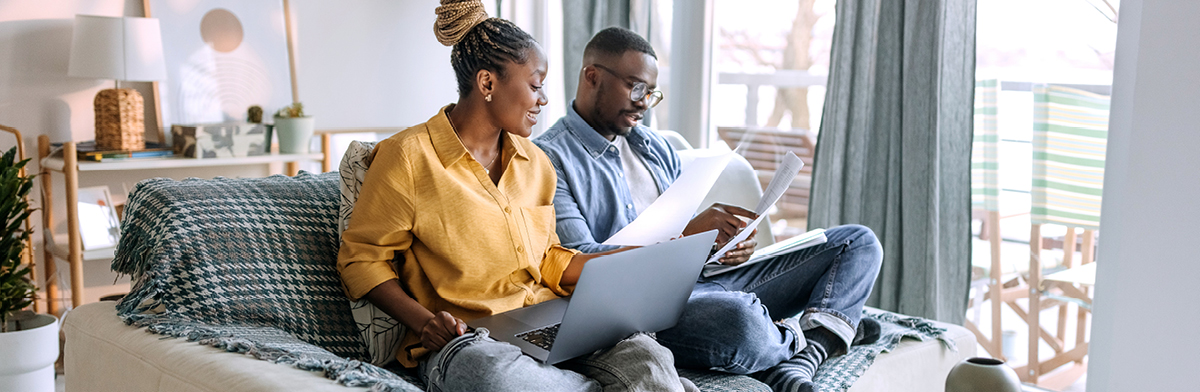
left=434, top=0, right=538, bottom=98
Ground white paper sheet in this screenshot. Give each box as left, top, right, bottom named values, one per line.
left=602, top=146, right=734, bottom=246
left=706, top=151, right=804, bottom=264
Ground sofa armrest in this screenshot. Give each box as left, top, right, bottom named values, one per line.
left=65, top=302, right=371, bottom=392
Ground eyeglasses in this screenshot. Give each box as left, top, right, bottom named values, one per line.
left=591, top=63, right=664, bottom=109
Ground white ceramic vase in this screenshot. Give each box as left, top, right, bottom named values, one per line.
left=273, top=116, right=315, bottom=154
left=0, top=314, right=60, bottom=392
left=945, top=357, right=1023, bottom=392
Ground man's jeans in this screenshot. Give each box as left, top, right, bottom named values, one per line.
left=418, top=328, right=691, bottom=392
left=656, top=224, right=883, bottom=374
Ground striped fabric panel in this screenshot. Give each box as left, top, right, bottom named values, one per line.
left=971, top=79, right=1000, bottom=211
left=1031, top=85, right=1110, bottom=230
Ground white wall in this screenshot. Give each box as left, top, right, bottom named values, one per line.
left=290, top=0, right=455, bottom=129
left=1088, top=1, right=1200, bottom=390
left=0, top=0, right=453, bottom=310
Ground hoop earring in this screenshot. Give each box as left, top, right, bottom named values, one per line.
left=485, top=94, right=492, bottom=102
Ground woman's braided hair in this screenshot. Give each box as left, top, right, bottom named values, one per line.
left=434, top=0, right=537, bottom=98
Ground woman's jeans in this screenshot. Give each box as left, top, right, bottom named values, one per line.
left=418, top=328, right=689, bottom=392
left=656, top=224, right=883, bottom=374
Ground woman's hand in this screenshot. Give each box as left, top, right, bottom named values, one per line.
left=419, top=311, right=468, bottom=351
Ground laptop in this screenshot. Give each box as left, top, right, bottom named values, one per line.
left=468, top=230, right=717, bottom=364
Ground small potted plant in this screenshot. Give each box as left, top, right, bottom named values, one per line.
left=273, top=102, right=315, bottom=154
left=0, top=146, right=58, bottom=391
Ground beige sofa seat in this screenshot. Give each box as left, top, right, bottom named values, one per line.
left=849, top=308, right=977, bottom=391
left=67, top=301, right=974, bottom=392
left=65, top=301, right=368, bottom=392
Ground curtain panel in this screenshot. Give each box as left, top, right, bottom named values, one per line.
left=809, top=0, right=976, bottom=324
left=561, top=0, right=631, bottom=109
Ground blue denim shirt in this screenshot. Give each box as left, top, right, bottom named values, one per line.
left=532, top=103, right=682, bottom=253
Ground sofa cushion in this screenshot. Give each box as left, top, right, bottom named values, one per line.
left=337, top=140, right=407, bottom=366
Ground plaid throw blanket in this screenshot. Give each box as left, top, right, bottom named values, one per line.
left=112, top=172, right=421, bottom=391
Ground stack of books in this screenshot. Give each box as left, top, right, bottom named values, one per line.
left=57, top=141, right=175, bottom=162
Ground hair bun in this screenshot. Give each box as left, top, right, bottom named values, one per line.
left=434, top=0, right=488, bottom=46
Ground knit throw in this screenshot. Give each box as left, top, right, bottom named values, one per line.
left=813, top=309, right=956, bottom=391
left=112, top=172, right=421, bottom=391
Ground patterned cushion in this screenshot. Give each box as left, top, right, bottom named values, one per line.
left=338, top=140, right=407, bottom=366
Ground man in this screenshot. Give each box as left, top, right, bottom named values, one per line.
left=533, top=27, right=883, bottom=392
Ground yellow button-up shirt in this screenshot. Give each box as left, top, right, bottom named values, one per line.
left=337, top=105, right=579, bottom=367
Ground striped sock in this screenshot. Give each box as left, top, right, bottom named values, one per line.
left=753, top=328, right=842, bottom=392
left=753, top=340, right=826, bottom=392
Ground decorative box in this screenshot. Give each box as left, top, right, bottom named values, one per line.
left=171, top=123, right=269, bottom=158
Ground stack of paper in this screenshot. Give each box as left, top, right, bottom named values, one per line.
left=602, top=146, right=734, bottom=246
left=704, top=151, right=805, bottom=264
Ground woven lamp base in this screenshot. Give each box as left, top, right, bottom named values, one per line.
left=94, top=88, right=145, bottom=151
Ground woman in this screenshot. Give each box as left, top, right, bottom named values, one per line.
left=336, top=1, right=692, bottom=391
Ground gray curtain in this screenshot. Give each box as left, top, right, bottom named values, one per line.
left=562, top=0, right=631, bottom=109
left=808, top=0, right=976, bottom=324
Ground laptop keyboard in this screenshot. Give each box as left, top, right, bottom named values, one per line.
left=516, top=323, right=561, bottom=350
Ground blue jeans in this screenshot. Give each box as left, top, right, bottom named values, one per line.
left=656, top=224, right=883, bottom=374
left=418, top=328, right=692, bottom=392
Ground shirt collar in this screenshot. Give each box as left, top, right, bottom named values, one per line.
left=428, top=104, right=531, bottom=169
left=564, top=102, right=615, bottom=159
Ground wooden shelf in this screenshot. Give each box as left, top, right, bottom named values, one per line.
left=41, top=152, right=323, bottom=172
left=50, top=234, right=114, bottom=261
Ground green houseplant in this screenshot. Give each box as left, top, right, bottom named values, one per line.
left=273, top=102, right=315, bottom=154
left=0, top=146, right=59, bottom=391
left=0, top=146, right=35, bottom=332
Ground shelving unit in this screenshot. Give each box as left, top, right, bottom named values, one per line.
left=37, top=134, right=332, bottom=314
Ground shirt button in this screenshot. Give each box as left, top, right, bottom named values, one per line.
left=504, top=206, right=511, bottom=213
left=517, top=246, right=524, bottom=253
left=609, top=146, right=617, bottom=152
left=617, top=172, right=623, bottom=177
left=626, top=203, right=633, bottom=209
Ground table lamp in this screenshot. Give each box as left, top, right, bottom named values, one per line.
left=68, top=15, right=166, bottom=151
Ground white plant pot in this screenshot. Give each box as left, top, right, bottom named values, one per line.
left=273, top=116, right=316, bottom=154
left=0, top=314, right=59, bottom=392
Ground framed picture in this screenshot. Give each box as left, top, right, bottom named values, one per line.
left=77, top=186, right=121, bottom=250
left=148, top=0, right=295, bottom=126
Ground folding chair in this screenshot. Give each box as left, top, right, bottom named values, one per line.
left=1020, top=85, right=1109, bottom=387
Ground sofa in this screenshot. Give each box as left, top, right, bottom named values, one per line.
left=63, top=139, right=975, bottom=391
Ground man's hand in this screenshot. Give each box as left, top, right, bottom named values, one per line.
left=684, top=203, right=757, bottom=245
left=717, top=234, right=757, bottom=266
left=419, top=311, right=467, bottom=351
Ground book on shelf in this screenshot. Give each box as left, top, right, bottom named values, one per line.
left=53, top=141, right=175, bottom=162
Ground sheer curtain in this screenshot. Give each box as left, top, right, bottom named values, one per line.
left=808, top=0, right=976, bottom=323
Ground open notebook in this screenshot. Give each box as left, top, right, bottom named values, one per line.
left=702, top=228, right=827, bottom=277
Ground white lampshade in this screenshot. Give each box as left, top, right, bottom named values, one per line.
left=68, top=15, right=167, bottom=82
